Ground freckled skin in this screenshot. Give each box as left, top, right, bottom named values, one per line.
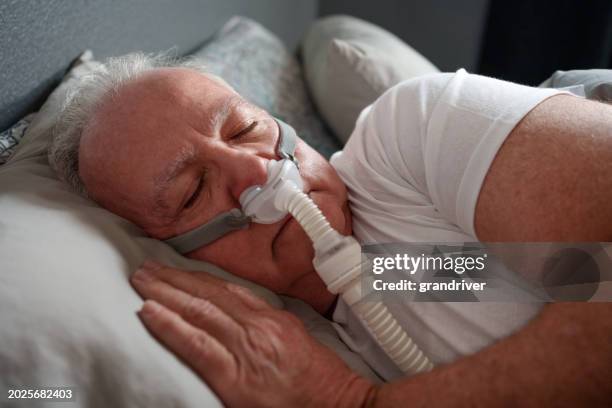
left=79, top=68, right=352, bottom=313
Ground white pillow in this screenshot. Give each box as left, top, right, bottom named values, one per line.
left=0, top=52, right=378, bottom=406
left=302, top=15, right=440, bottom=143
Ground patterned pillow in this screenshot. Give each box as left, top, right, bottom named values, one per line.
left=0, top=114, right=33, bottom=165
left=190, top=16, right=340, bottom=158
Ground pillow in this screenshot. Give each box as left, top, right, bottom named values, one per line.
left=302, top=15, right=439, bottom=143
left=0, top=51, right=234, bottom=407
left=0, top=25, right=378, bottom=407
left=539, top=69, right=612, bottom=101
left=192, top=16, right=341, bottom=158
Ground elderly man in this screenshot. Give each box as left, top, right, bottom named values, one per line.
left=49, top=53, right=612, bottom=406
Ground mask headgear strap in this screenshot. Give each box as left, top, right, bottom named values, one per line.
left=163, top=208, right=250, bottom=254
left=163, top=117, right=298, bottom=254
left=275, top=118, right=299, bottom=168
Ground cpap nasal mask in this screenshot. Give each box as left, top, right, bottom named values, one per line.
left=164, top=118, right=433, bottom=375
left=163, top=118, right=298, bottom=254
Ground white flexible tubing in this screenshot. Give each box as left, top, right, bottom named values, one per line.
left=275, top=182, right=433, bottom=375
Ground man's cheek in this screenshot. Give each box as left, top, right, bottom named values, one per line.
left=275, top=226, right=315, bottom=283
left=186, top=239, right=239, bottom=268
left=189, top=243, right=263, bottom=285
left=309, top=191, right=346, bottom=234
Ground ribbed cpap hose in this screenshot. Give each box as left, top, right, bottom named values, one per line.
left=274, top=181, right=434, bottom=375
left=352, top=301, right=433, bottom=374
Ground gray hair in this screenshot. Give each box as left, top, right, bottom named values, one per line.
left=48, top=52, right=229, bottom=197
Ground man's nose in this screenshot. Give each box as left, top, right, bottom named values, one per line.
left=224, top=152, right=269, bottom=201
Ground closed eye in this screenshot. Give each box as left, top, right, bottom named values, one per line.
left=183, top=175, right=205, bottom=210
left=231, top=121, right=258, bottom=140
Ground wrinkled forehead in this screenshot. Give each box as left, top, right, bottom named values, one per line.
left=104, top=67, right=238, bottom=126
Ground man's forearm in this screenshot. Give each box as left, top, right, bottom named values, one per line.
left=368, top=303, right=612, bottom=407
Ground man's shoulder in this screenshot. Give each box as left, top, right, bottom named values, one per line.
left=381, top=71, right=460, bottom=103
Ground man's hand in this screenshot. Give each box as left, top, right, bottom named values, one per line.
left=130, top=260, right=376, bottom=408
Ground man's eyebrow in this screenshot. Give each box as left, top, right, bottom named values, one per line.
left=152, top=147, right=197, bottom=216
left=206, top=94, right=246, bottom=131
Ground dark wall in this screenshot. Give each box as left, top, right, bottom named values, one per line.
left=479, top=0, right=612, bottom=85
left=0, top=0, right=317, bottom=131
left=4, top=0, right=611, bottom=132
left=319, top=0, right=490, bottom=72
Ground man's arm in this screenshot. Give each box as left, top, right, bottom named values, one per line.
left=372, top=302, right=612, bottom=406
left=130, top=261, right=375, bottom=408
left=374, top=94, right=612, bottom=406
left=130, top=262, right=612, bottom=407
left=475, top=94, right=612, bottom=241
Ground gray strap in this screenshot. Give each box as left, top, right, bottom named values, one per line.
left=275, top=118, right=299, bottom=167
left=164, top=209, right=250, bottom=254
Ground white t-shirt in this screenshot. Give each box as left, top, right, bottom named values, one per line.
left=329, top=69, right=566, bottom=381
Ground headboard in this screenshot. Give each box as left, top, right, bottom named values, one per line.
left=0, top=0, right=318, bottom=131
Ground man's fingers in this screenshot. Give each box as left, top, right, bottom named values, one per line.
left=220, top=281, right=274, bottom=311
left=138, top=300, right=237, bottom=395
left=137, top=260, right=272, bottom=314
left=132, top=270, right=244, bottom=346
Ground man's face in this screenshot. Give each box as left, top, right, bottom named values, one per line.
left=78, top=68, right=351, bottom=312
